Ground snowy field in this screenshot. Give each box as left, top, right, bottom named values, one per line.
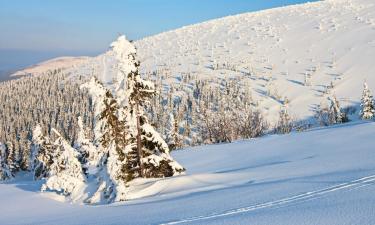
left=1, top=121, right=375, bottom=225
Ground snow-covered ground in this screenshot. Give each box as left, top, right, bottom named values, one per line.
left=1, top=121, right=375, bottom=225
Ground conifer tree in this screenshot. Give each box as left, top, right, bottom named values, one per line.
left=166, top=113, right=183, bottom=150
left=328, top=95, right=348, bottom=124
left=360, top=82, right=375, bottom=120
left=111, top=35, right=185, bottom=180
left=6, top=141, right=18, bottom=173
left=41, top=129, right=86, bottom=196
left=33, top=125, right=56, bottom=180
left=74, top=116, right=96, bottom=174
left=0, top=142, right=12, bottom=180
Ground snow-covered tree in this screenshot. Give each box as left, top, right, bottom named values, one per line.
left=6, top=141, right=18, bottom=173
left=360, top=82, right=375, bottom=120
left=33, top=125, right=56, bottom=180
left=99, top=90, right=130, bottom=201
left=328, top=95, right=348, bottom=124
left=74, top=116, right=96, bottom=174
left=110, top=35, right=185, bottom=180
left=0, top=142, right=12, bottom=180
left=41, top=129, right=86, bottom=196
left=166, top=113, right=183, bottom=150
left=20, top=130, right=32, bottom=171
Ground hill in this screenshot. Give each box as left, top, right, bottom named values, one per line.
left=1, top=121, right=375, bottom=224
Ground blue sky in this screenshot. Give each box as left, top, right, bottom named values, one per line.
left=0, top=0, right=315, bottom=71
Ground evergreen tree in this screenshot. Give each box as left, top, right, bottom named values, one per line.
left=0, top=142, right=13, bottom=180
left=33, top=125, right=56, bottom=180
left=328, top=95, right=348, bottom=124
left=20, top=130, right=32, bottom=171
left=111, top=35, right=185, bottom=180
left=360, top=82, right=375, bottom=120
left=166, top=113, right=183, bottom=150
left=74, top=116, right=96, bottom=174
left=41, top=129, right=86, bottom=196
left=99, top=90, right=129, bottom=201
left=6, top=141, right=18, bottom=173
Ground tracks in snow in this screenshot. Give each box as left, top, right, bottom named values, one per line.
left=161, top=175, right=375, bottom=224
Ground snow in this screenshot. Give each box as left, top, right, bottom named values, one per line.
left=1, top=121, right=375, bottom=224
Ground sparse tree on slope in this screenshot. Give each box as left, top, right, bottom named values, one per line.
left=275, top=104, right=293, bottom=134
left=328, top=95, right=348, bottom=124
left=360, top=82, right=375, bottom=120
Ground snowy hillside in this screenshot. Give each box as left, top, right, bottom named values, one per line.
left=12, top=0, right=375, bottom=125
left=1, top=121, right=375, bottom=225
left=134, top=0, right=375, bottom=123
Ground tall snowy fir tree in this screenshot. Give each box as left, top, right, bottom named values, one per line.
left=110, top=35, right=185, bottom=180
left=82, top=36, right=185, bottom=203
left=360, top=82, right=375, bottom=120
left=82, top=77, right=125, bottom=203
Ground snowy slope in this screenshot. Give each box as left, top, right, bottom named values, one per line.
left=1, top=121, right=375, bottom=225
left=11, top=0, right=375, bottom=124
left=134, top=0, right=375, bottom=123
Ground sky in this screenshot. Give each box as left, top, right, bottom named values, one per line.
left=0, top=0, right=315, bottom=72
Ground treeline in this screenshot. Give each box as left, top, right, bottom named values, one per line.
left=0, top=71, right=94, bottom=173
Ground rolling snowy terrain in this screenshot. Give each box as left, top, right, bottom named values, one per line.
left=13, top=0, right=375, bottom=124
left=1, top=0, right=375, bottom=224
left=1, top=121, right=375, bottom=224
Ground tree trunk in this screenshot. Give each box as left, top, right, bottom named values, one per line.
left=136, top=103, right=144, bottom=177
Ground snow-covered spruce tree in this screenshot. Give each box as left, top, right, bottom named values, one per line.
left=6, top=141, right=19, bottom=173
left=98, top=89, right=129, bottom=201
left=360, top=82, right=375, bottom=120
left=20, top=131, right=32, bottom=171
left=41, top=129, right=86, bottom=196
left=110, top=35, right=185, bottom=180
left=328, top=95, right=348, bottom=124
left=166, top=113, right=183, bottom=151
left=82, top=77, right=123, bottom=203
left=33, top=125, right=56, bottom=180
left=0, top=142, right=13, bottom=180
left=74, top=116, right=96, bottom=175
